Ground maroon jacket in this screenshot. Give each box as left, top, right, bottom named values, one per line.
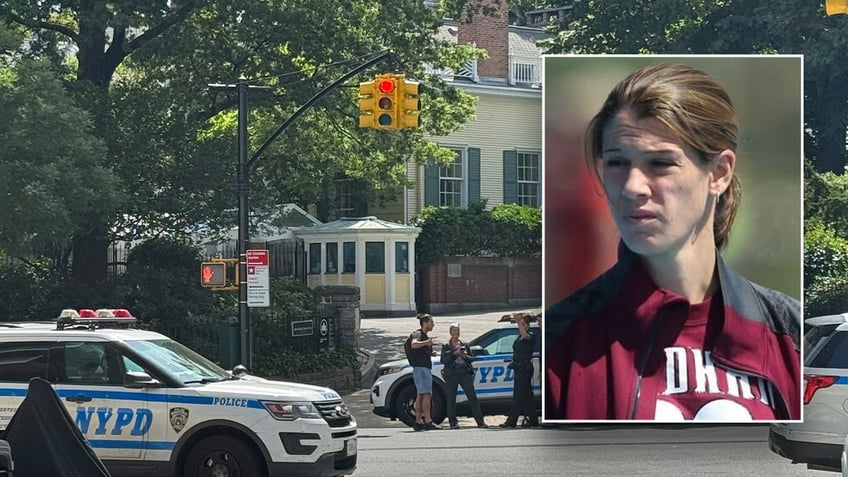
left=545, top=245, right=801, bottom=420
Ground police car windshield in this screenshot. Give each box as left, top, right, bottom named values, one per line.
left=123, top=339, right=229, bottom=384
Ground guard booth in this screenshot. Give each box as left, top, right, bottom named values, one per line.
left=294, top=216, right=420, bottom=316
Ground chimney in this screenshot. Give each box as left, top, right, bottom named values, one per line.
left=458, top=0, right=509, bottom=81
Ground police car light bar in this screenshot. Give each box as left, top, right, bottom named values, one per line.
left=56, top=308, right=138, bottom=330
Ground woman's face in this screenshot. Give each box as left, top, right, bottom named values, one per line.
left=449, top=327, right=460, bottom=339
left=599, top=108, right=732, bottom=259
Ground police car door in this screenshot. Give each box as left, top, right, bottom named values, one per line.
left=469, top=328, right=519, bottom=401
left=54, top=341, right=149, bottom=460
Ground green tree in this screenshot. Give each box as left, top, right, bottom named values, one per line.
left=0, top=0, right=482, bottom=284
left=412, top=202, right=541, bottom=267
left=0, top=22, right=120, bottom=270
left=538, top=0, right=848, bottom=173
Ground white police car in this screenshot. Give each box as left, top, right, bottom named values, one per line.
left=0, top=308, right=357, bottom=477
left=370, top=317, right=541, bottom=427
left=770, top=317, right=848, bottom=473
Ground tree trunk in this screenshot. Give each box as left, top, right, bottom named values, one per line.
left=815, top=116, right=848, bottom=174
left=71, top=228, right=109, bottom=284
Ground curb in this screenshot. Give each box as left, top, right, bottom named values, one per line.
left=357, top=350, right=377, bottom=389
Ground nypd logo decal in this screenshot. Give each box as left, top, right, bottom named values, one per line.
left=169, top=407, right=189, bottom=433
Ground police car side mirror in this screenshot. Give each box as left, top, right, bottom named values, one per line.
left=232, top=364, right=248, bottom=378
left=123, top=371, right=160, bottom=389
left=470, top=345, right=486, bottom=356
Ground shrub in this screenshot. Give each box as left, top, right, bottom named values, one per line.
left=412, top=201, right=541, bottom=267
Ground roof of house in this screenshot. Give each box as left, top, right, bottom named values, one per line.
left=297, top=216, right=421, bottom=235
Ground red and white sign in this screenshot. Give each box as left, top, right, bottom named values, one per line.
left=246, top=250, right=270, bottom=307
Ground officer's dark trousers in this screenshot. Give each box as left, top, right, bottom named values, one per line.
left=505, top=365, right=537, bottom=426
left=444, top=369, right=485, bottom=426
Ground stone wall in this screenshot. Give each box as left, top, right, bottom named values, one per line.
left=314, top=285, right=360, bottom=350
left=293, top=366, right=358, bottom=394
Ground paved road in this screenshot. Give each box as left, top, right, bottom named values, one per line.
left=353, top=425, right=827, bottom=476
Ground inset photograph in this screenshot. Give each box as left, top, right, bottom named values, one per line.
left=542, top=55, right=802, bottom=422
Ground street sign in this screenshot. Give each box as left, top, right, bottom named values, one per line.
left=246, top=250, right=270, bottom=307
left=292, top=320, right=314, bottom=337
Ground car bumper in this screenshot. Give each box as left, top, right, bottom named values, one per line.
left=268, top=450, right=356, bottom=477
left=769, top=427, right=842, bottom=470
left=371, top=378, right=391, bottom=417
left=372, top=404, right=390, bottom=418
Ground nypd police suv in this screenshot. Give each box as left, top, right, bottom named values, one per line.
left=370, top=317, right=541, bottom=426
left=0, top=308, right=357, bottom=477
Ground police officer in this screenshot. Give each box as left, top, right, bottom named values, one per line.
left=501, top=313, right=538, bottom=428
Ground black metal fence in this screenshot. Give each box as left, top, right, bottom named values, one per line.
left=107, top=238, right=307, bottom=284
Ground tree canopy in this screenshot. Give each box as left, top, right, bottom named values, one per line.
left=0, top=0, right=482, bottom=282
left=538, top=0, right=848, bottom=174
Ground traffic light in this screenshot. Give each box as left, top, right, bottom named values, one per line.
left=827, top=0, right=848, bottom=15
left=200, top=262, right=227, bottom=287
left=374, top=74, right=398, bottom=129
left=400, top=79, right=420, bottom=129
left=358, top=80, right=375, bottom=128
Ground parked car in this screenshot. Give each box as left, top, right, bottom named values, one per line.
left=0, top=308, right=357, bottom=477
left=769, top=316, right=848, bottom=472
left=370, top=318, right=541, bottom=427
left=805, top=313, right=848, bottom=357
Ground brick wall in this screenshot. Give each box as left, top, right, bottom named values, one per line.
left=458, top=0, right=509, bottom=79
left=420, top=256, right=541, bottom=313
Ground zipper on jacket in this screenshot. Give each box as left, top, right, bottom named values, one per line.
left=629, top=314, right=665, bottom=419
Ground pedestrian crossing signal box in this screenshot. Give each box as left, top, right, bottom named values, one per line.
left=200, top=259, right=239, bottom=291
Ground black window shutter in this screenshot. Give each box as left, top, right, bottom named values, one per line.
left=424, top=158, right=440, bottom=206
left=468, top=147, right=481, bottom=205
left=503, top=150, right=518, bottom=204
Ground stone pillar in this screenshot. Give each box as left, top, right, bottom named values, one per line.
left=315, top=286, right=361, bottom=350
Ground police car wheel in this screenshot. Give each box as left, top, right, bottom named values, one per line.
left=393, top=383, right=446, bottom=427
left=182, top=435, right=263, bottom=477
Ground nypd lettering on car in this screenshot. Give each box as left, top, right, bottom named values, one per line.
left=0, top=307, right=358, bottom=477
left=370, top=316, right=541, bottom=427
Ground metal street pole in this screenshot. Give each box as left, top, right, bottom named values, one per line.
left=210, top=50, right=393, bottom=371
left=236, top=76, right=251, bottom=370
left=208, top=77, right=270, bottom=371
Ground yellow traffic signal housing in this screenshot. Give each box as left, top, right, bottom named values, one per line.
left=374, top=74, right=399, bottom=130
left=827, top=0, right=848, bottom=15
left=400, top=79, right=420, bottom=129
left=201, top=262, right=227, bottom=287
left=200, top=258, right=239, bottom=290
left=358, top=80, right=375, bottom=128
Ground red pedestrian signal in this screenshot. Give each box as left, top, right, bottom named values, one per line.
left=200, top=262, right=227, bottom=287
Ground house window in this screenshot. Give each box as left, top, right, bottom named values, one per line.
left=343, top=242, right=356, bottom=273
left=395, top=242, right=409, bottom=273
left=309, top=243, right=321, bottom=274
left=440, top=148, right=465, bottom=207
left=335, top=178, right=356, bottom=217
left=365, top=242, right=385, bottom=273
left=517, top=151, right=540, bottom=207
left=326, top=242, right=338, bottom=274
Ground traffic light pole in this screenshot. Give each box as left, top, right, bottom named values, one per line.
left=210, top=50, right=395, bottom=371
left=236, top=77, right=251, bottom=371
left=209, top=77, right=271, bottom=371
